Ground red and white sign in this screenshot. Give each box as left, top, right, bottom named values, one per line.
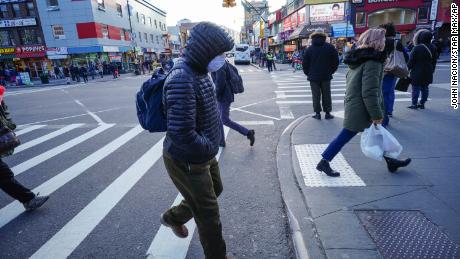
left=15, top=45, right=46, bottom=58
left=310, top=3, right=345, bottom=23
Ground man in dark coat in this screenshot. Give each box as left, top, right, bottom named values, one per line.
left=407, top=29, right=438, bottom=109
left=79, top=66, right=88, bottom=83
left=160, top=22, right=233, bottom=259
left=302, top=28, right=339, bottom=120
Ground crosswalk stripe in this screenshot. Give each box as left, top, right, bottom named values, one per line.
left=276, top=92, right=410, bottom=98
left=279, top=105, right=295, bottom=119
left=276, top=98, right=413, bottom=104
left=146, top=127, right=230, bottom=259
left=30, top=135, right=165, bottom=258
left=15, top=125, right=47, bottom=136
left=235, top=120, right=274, bottom=125
left=11, top=124, right=114, bottom=176
left=0, top=126, right=144, bottom=230
left=276, top=88, right=347, bottom=92
left=14, top=124, right=84, bottom=154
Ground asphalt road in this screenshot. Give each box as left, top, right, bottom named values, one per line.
left=0, top=61, right=452, bottom=258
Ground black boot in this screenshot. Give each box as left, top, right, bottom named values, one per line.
left=312, top=113, right=321, bottom=120
left=325, top=112, right=334, bottom=120
left=316, top=159, right=340, bottom=177
left=417, top=103, right=425, bottom=109
left=247, top=130, right=255, bottom=146
left=384, top=156, right=411, bottom=173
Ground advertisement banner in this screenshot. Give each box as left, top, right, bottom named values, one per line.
left=310, top=3, right=345, bottom=23
left=0, top=0, right=27, bottom=3
left=0, top=18, right=36, bottom=28
left=46, top=47, right=68, bottom=56
left=298, top=8, right=307, bottom=25
left=15, top=45, right=46, bottom=58
left=283, top=15, right=292, bottom=30
left=0, top=48, right=15, bottom=54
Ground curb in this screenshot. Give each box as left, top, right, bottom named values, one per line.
left=276, top=115, right=326, bottom=259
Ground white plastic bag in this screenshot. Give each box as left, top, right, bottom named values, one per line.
left=360, top=125, right=403, bottom=161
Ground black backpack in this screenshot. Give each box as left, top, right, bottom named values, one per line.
left=225, top=62, right=244, bottom=94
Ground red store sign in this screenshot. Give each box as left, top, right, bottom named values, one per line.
left=15, top=45, right=46, bottom=58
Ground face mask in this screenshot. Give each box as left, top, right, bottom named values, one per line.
left=207, top=55, right=226, bottom=72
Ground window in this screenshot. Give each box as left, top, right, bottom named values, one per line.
left=47, top=0, right=59, bottom=8
left=0, top=5, right=8, bottom=18
left=150, top=34, right=154, bottom=43
left=120, top=29, right=125, bottom=40
left=116, top=4, right=122, bottom=16
left=136, top=12, right=139, bottom=23
left=141, top=14, right=145, bottom=24
left=144, top=33, right=147, bottom=42
left=159, top=21, right=162, bottom=29
left=368, top=8, right=416, bottom=27
left=355, top=12, right=366, bottom=27
left=138, top=31, right=142, bottom=42
left=154, top=20, right=157, bottom=29
left=156, top=35, right=159, bottom=44
left=27, top=2, right=36, bottom=16
left=52, top=25, right=65, bottom=39
left=12, top=4, right=20, bottom=17
left=19, top=28, right=42, bottom=44
left=0, top=31, right=15, bottom=46
left=149, top=17, right=152, bottom=26
left=418, top=7, right=429, bottom=23
left=97, top=0, right=105, bottom=10
left=102, top=24, right=109, bottom=39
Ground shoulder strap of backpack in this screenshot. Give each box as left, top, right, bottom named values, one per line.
left=420, top=44, right=432, bottom=59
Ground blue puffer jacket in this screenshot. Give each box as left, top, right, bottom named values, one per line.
left=163, top=22, right=234, bottom=164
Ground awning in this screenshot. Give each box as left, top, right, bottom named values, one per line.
left=332, top=23, right=355, bottom=38
left=289, top=24, right=332, bottom=40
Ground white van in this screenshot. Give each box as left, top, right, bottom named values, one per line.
left=234, top=44, right=251, bottom=65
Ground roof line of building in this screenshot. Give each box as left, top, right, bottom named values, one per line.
left=135, top=0, right=167, bottom=17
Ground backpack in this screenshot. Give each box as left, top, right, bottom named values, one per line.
left=225, top=62, right=244, bottom=94
left=135, top=65, right=193, bottom=132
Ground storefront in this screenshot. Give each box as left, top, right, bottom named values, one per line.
left=14, top=45, right=48, bottom=79
left=352, top=0, right=432, bottom=41
left=47, top=47, right=70, bottom=67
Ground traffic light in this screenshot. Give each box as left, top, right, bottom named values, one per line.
left=222, top=0, right=236, bottom=8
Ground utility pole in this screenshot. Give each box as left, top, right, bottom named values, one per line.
left=126, top=0, right=138, bottom=73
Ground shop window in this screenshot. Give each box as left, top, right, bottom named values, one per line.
left=138, top=31, right=142, bottom=42
left=0, top=5, right=8, bottom=19
left=150, top=34, right=154, bottom=43
left=19, top=28, right=42, bottom=45
left=101, top=24, right=109, bottom=39
left=136, top=12, right=139, bottom=23
left=0, top=31, right=15, bottom=46
left=141, top=14, right=145, bottom=24
left=154, top=20, right=157, bottom=29
left=116, top=4, right=122, bottom=17
left=12, top=4, right=21, bottom=17
left=149, top=17, right=152, bottom=26
left=52, top=25, right=65, bottom=39
left=120, top=29, right=125, bottom=41
left=418, top=7, right=429, bottom=23
left=368, top=8, right=416, bottom=27
left=46, top=0, right=59, bottom=11
left=356, top=12, right=366, bottom=27
left=27, top=2, right=36, bottom=16
left=97, top=0, right=105, bottom=10
left=159, top=21, right=162, bottom=30
left=144, top=33, right=147, bottom=42
left=156, top=35, right=159, bottom=44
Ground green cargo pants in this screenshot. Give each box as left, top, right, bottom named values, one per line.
left=162, top=151, right=226, bottom=259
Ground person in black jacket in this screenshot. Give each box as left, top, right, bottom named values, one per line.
left=407, top=29, right=438, bottom=109
left=160, top=22, right=233, bottom=259
left=0, top=99, right=49, bottom=212
left=79, top=66, right=88, bottom=83
left=379, top=23, right=409, bottom=127
left=211, top=61, right=255, bottom=147
left=302, top=28, right=339, bottom=120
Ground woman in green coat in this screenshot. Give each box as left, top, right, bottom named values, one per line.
left=316, top=28, right=411, bottom=177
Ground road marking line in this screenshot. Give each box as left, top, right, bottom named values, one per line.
left=279, top=105, right=295, bottom=119
left=334, top=110, right=345, bottom=119
left=276, top=92, right=410, bottom=98
left=235, top=120, right=274, bottom=125
left=233, top=108, right=281, bottom=121
left=15, top=125, right=47, bottom=136
left=30, top=135, right=164, bottom=259
left=11, top=124, right=114, bottom=176
left=275, top=88, right=347, bottom=93
left=0, top=126, right=144, bottom=230
left=230, top=97, right=277, bottom=111
left=295, top=144, right=366, bottom=187
left=65, top=90, right=106, bottom=124
left=277, top=85, right=346, bottom=89
left=146, top=127, right=229, bottom=259
left=5, top=85, right=77, bottom=97
left=276, top=98, right=413, bottom=104
left=14, top=124, right=84, bottom=154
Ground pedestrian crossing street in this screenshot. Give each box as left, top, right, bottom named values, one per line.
left=270, top=70, right=412, bottom=119
left=0, top=123, right=230, bottom=258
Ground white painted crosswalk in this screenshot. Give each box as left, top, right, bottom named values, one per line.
left=271, top=71, right=413, bottom=119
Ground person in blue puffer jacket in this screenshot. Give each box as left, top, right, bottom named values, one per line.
left=160, top=22, right=233, bottom=259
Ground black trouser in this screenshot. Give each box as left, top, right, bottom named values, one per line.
left=310, top=80, right=332, bottom=113
left=162, top=151, right=226, bottom=259
left=267, top=60, right=273, bottom=72
left=0, top=159, right=34, bottom=203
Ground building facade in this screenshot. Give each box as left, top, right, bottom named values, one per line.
left=0, top=0, right=47, bottom=79
left=242, top=0, right=268, bottom=44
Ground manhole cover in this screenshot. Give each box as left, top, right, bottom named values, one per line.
left=356, top=210, right=460, bottom=259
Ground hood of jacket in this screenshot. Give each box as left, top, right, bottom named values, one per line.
left=183, top=22, right=234, bottom=74
left=413, top=29, right=432, bottom=45
left=310, top=31, right=327, bottom=46
left=344, top=48, right=386, bottom=69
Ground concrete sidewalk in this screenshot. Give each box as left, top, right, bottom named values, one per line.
left=277, top=97, right=460, bottom=258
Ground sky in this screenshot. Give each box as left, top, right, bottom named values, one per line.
left=153, top=0, right=286, bottom=31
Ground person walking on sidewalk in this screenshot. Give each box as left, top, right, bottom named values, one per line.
left=211, top=60, right=255, bottom=147
left=316, top=28, right=411, bottom=177
left=0, top=96, right=49, bottom=211
left=379, top=23, right=408, bottom=127
left=160, top=22, right=233, bottom=259
left=79, top=66, right=88, bottom=83
left=407, top=29, right=438, bottom=110
left=266, top=51, right=274, bottom=72
left=63, top=66, right=71, bottom=85
left=302, top=28, right=339, bottom=120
